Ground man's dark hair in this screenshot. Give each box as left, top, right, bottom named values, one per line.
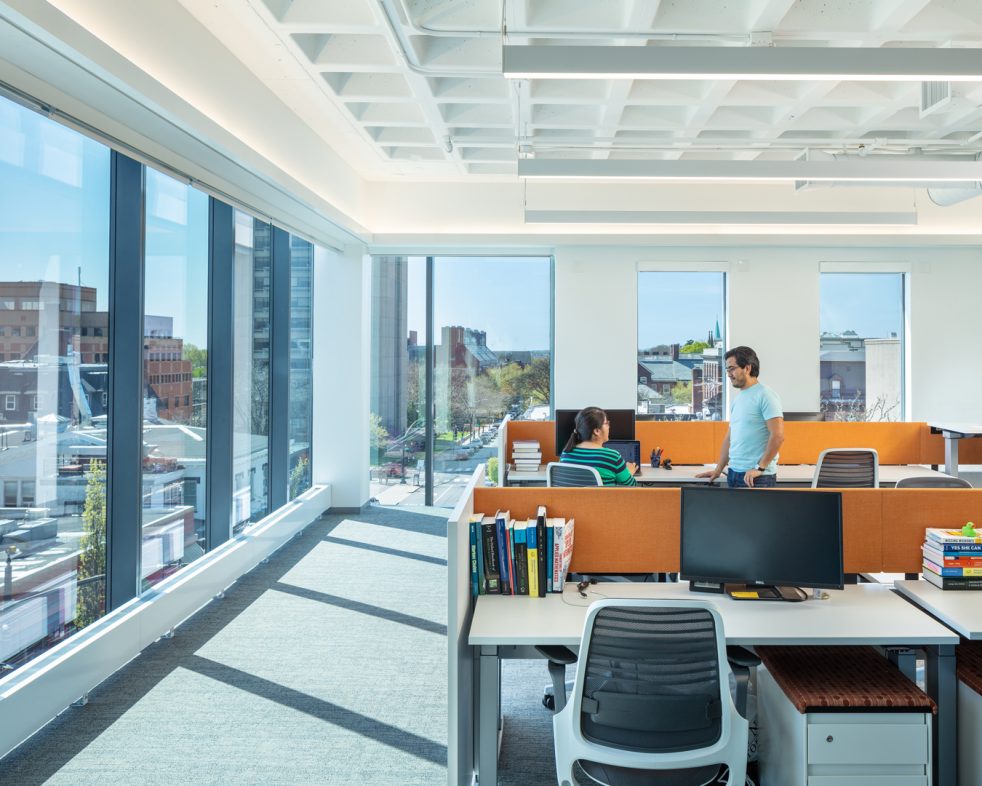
left=725, top=346, right=760, bottom=377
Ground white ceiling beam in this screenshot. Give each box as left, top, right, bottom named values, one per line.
left=503, top=45, right=982, bottom=81
left=519, top=158, right=982, bottom=181
left=524, top=209, right=918, bottom=225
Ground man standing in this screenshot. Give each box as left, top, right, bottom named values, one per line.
left=697, top=345, right=784, bottom=487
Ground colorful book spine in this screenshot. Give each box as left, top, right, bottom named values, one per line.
left=495, top=511, right=511, bottom=595
left=481, top=518, right=501, bottom=594
left=560, top=518, right=575, bottom=587
left=512, top=524, right=527, bottom=595
left=476, top=515, right=486, bottom=595
left=922, top=566, right=982, bottom=590
left=924, top=538, right=982, bottom=553
left=545, top=521, right=554, bottom=592
left=549, top=518, right=565, bottom=592
left=923, top=558, right=982, bottom=577
left=536, top=505, right=547, bottom=598
left=922, top=544, right=982, bottom=567
left=505, top=519, right=516, bottom=596
left=926, top=528, right=982, bottom=545
left=469, top=515, right=480, bottom=597
left=526, top=519, right=538, bottom=598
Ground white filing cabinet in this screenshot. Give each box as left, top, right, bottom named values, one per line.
left=757, top=666, right=932, bottom=786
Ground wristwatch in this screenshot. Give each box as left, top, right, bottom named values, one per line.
left=755, top=465, right=766, bottom=472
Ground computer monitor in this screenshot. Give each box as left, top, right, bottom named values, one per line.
left=680, top=487, right=844, bottom=601
left=555, top=408, right=636, bottom=454
left=602, top=439, right=641, bottom=474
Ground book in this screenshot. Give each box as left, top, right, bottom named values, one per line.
left=512, top=521, right=529, bottom=595
left=512, top=440, right=540, bottom=450
left=926, top=527, right=982, bottom=545
left=922, top=543, right=982, bottom=567
left=505, top=518, right=517, bottom=596
left=536, top=505, right=547, bottom=598
left=922, top=538, right=982, bottom=553
left=526, top=518, right=538, bottom=597
left=923, top=558, right=982, bottom=577
left=494, top=510, right=511, bottom=595
left=558, top=518, right=575, bottom=591
left=548, top=518, right=565, bottom=592
left=922, top=565, right=982, bottom=590
left=468, top=514, right=482, bottom=597
left=475, top=514, right=486, bottom=596
left=480, top=516, right=501, bottom=594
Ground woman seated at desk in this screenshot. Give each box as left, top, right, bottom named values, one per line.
left=560, top=406, right=637, bottom=486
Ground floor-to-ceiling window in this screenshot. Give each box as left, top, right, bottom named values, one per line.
left=288, top=235, right=313, bottom=499
left=141, top=168, right=209, bottom=589
left=637, top=272, right=726, bottom=420
left=232, top=211, right=271, bottom=530
left=0, top=96, right=111, bottom=667
left=370, top=256, right=552, bottom=509
left=820, top=272, right=905, bottom=421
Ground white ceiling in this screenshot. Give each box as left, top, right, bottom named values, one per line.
left=178, top=0, right=982, bottom=182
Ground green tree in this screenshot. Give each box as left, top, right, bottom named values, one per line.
left=680, top=340, right=709, bottom=354
left=671, top=381, right=693, bottom=406
left=77, top=462, right=107, bottom=629
left=183, top=343, right=208, bottom=378
left=289, top=455, right=310, bottom=499
left=486, top=456, right=499, bottom=485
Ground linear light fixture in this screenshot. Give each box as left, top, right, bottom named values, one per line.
left=518, top=158, right=982, bottom=182
left=524, top=210, right=918, bottom=225
left=503, top=45, right=982, bottom=81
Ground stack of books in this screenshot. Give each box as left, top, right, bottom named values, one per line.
left=922, top=527, right=982, bottom=590
left=468, top=504, right=575, bottom=597
left=511, top=439, right=542, bottom=473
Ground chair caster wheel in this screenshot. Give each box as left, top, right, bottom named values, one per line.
left=542, top=694, right=555, bottom=711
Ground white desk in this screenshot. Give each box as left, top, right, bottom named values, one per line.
left=896, top=579, right=982, bottom=640
left=469, top=582, right=958, bottom=786
left=506, top=463, right=952, bottom=487
left=928, top=422, right=982, bottom=478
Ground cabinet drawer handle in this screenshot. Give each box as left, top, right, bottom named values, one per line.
left=826, top=735, right=834, bottom=743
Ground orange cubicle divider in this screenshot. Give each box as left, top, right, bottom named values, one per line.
left=506, top=418, right=982, bottom=468
left=472, top=486, right=982, bottom=576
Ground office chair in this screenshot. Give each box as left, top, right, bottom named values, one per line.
left=894, top=475, right=973, bottom=489
left=812, top=448, right=879, bottom=488
left=547, top=461, right=602, bottom=487
left=551, top=598, right=750, bottom=786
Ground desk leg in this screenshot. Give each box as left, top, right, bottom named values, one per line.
left=925, top=643, right=956, bottom=786
left=944, top=435, right=960, bottom=478
left=477, top=645, right=500, bottom=786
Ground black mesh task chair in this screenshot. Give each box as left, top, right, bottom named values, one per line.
left=812, top=448, right=879, bottom=488
left=551, top=599, right=750, bottom=786
left=547, top=462, right=602, bottom=487
left=894, top=475, right=973, bottom=489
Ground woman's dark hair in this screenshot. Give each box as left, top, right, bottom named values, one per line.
left=724, top=345, right=760, bottom=377
left=563, top=406, right=607, bottom=452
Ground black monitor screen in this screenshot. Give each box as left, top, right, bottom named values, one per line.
left=555, top=408, right=636, bottom=453
left=680, top=488, right=844, bottom=590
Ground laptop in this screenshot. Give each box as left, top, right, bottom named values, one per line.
left=603, top=439, right=642, bottom=475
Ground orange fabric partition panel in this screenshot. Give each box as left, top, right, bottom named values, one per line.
left=920, top=430, right=982, bottom=466
left=779, top=422, right=924, bottom=465
left=881, top=490, right=982, bottom=573
left=507, top=420, right=557, bottom=464
left=473, top=487, right=681, bottom=573
left=835, top=489, right=883, bottom=573
left=635, top=421, right=718, bottom=465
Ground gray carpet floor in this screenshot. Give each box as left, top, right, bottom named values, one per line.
left=0, top=504, right=561, bottom=785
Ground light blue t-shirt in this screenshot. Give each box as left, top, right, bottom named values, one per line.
left=728, top=382, right=783, bottom=473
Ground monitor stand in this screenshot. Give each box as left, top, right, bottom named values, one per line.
left=725, top=583, right=807, bottom=602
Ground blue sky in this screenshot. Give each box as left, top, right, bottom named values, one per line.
left=638, top=272, right=725, bottom=348
left=819, top=273, right=903, bottom=337
left=407, top=256, right=551, bottom=350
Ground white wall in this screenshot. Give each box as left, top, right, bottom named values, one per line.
left=312, top=245, right=371, bottom=507
left=555, top=245, right=982, bottom=422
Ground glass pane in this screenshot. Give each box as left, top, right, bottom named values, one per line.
left=432, top=257, right=551, bottom=508
left=288, top=236, right=314, bottom=499
left=141, top=168, right=209, bottom=590
left=370, top=256, right=426, bottom=505
left=0, top=96, right=110, bottom=672
left=232, top=211, right=271, bottom=531
left=637, top=272, right=726, bottom=420
left=820, top=273, right=904, bottom=421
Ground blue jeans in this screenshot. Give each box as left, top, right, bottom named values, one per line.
left=727, top=468, right=777, bottom=488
